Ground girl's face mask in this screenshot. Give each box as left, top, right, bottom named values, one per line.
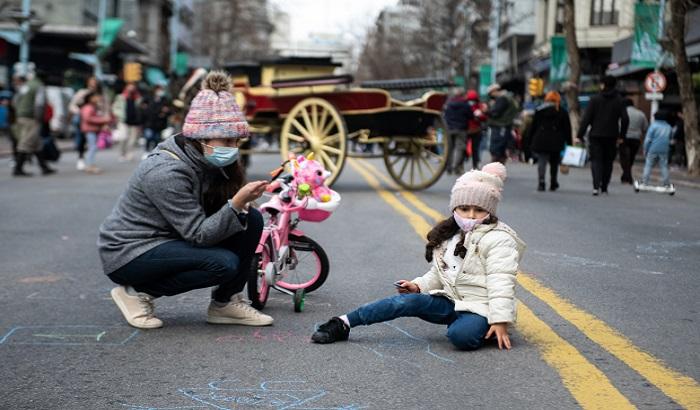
left=200, top=142, right=239, bottom=167
left=453, top=211, right=489, bottom=232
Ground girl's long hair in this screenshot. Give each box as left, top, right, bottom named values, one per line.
left=185, top=138, right=246, bottom=216
left=425, top=214, right=499, bottom=262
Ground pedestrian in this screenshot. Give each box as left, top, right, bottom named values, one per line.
left=524, top=91, right=571, bottom=192
left=10, top=66, right=56, bottom=177
left=0, top=87, right=16, bottom=167
left=443, top=90, right=474, bottom=174
left=68, top=76, right=101, bottom=171
left=618, top=99, right=648, bottom=184
left=311, top=162, right=526, bottom=351
left=142, top=84, right=171, bottom=157
left=98, top=71, right=272, bottom=329
left=640, top=110, right=673, bottom=187
left=485, top=84, right=519, bottom=164
left=80, top=92, right=112, bottom=174
left=112, top=83, right=143, bottom=161
left=465, top=89, right=487, bottom=170
left=577, top=75, right=629, bottom=196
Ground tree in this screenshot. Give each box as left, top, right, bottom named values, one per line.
left=668, top=0, right=700, bottom=175
left=562, top=0, right=582, bottom=139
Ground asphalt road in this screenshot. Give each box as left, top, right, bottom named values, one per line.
left=1, top=146, right=698, bottom=410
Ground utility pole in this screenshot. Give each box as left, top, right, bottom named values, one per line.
left=489, top=0, right=502, bottom=84
left=18, top=0, right=31, bottom=73
left=462, top=1, right=473, bottom=88
left=170, top=0, right=181, bottom=75
left=650, top=0, right=666, bottom=121
left=95, top=0, right=107, bottom=80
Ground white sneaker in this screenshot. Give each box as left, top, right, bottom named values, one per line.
left=110, top=286, right=163, bottom=329
left=76, top=159, right=85, bottom=170
left=207, top=294, right=273, bottom=326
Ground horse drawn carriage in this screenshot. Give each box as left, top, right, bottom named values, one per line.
left=178, top=57, right=451, bottom=190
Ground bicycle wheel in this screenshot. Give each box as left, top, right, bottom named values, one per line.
left=247, top=236, right=273, bottom=310
left=276, top=234, right=329, bottom=293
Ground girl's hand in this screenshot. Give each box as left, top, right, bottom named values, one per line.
left=485, top=323, right=511, bottom=350
left=232, top=181, right=268, bottom=209
left=395, top=280, right=419, bottom=294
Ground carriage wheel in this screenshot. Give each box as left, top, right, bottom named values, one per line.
left=382, top=117, right=448, bottom=190
left=280, top=98, right=347, bottom=186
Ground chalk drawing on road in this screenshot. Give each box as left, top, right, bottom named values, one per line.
left=635, top=240, right=700, bottom=259
left=531, top=250, right=665, bottom=275
left=0, top=325, right=138, bottom=346
left=121, top=380, right=369, bottom=410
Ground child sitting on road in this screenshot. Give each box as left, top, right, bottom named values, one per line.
left=641, top=110, right=673, bottom=187
left=311, top=163, right=526, bottom=350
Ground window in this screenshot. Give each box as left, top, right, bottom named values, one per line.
left=590, top=0, right=619, bottom=26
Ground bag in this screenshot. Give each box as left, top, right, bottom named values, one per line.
left=559, top=164, right=570, bottom=175
left=561, top=145, right=587, bottom=167
left=97, top=130, right=113, bottom=150
left=42, top=136, right=61, bottom=162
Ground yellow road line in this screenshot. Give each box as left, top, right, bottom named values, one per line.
left=518, top=274, right=700, bottom=409
left=348, top=158, right=635, bottom=409
left=358, top=158, right=700, bottom=409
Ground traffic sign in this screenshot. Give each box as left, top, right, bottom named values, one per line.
left=645, top=92, right=664, bottom=101
left=644, top=72, right=667, bottom=93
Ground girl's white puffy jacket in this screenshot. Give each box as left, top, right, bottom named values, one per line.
left=412, top=221, right=526, bottom=324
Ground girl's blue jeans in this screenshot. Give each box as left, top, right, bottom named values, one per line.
left=642, top=152, right=670, bottom=186
left=85, top=131, right=98, bottom=166
left=346, top=293, right=490, bottom=350
left=108, top=209, right=263, bottom=303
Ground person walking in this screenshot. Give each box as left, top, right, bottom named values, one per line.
left=577, top=75, right=629, bottom=195
left=443, top=91, right=474, bottom=174
left=11, top=66, right=55, bottom=177
left=618, top=99, right=648, bottom=184
left=465, top=89, right=487, bottom=170
left=486, top=84, right=519, bottom=164
left=98, top=71, right=272, bottom=329
left=524, top=91, right=571, bottom=192
left=80, top=92, right=112, bottom=174
left=68, top=76, right=101, bottom=171
left=142, top=85, right=170, bottom=156
left=311, top=163, right=526, bottom=351
left=640, top=110, right=673, bottom=187
left=112, top=83, right=143, bottom=161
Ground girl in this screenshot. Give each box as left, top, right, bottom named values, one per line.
left=80, top=92, right=112, bottom=174
left=524, top=91, right=571, bottom=191
left=312, top=163, right=526, bottom=350
left=98, top=72, right=272, bottom=329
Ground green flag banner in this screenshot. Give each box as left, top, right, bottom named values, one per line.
left=175, top=52, right=189, bottom=77
left=97, top=18, right=124, bottom=56
left=479, top=65, right=492, bottom=99
left=550, top=35, right=569, bottom=83
left=631, top=2, right=661, bottom=68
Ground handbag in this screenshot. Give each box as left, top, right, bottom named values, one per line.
left=561, top=145, right=587, bottom=167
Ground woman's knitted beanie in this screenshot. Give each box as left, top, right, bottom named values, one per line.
left=449, top=162, right=507, bottom=214
left=183, top=71, right=249, bottom=139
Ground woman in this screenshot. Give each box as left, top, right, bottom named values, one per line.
left=80, top=92, right=111, bottom=174
left=98, top=71, right=272, bottom=329
left=524, top=91, right=571, bottom=191
left=112, top=83, right=143, bottom=161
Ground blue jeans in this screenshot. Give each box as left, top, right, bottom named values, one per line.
left=108, top=209, right=263, bottom=302
left=144, top=128, right=161, bottom=152
left=489, top=125, right=511, bottom=162
left=346, top=293, right=490, bottom=350
left=642, top=152, right=670, bottom=186
left=85, top=131, right=98, bottom=166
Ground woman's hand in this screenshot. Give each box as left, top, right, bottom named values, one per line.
left=395, top=280, right=420, bottom=294
left=485, top=323, right=511, bottom=350
left=231, top=181, right=268, bottom=210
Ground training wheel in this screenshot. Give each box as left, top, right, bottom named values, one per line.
left=293, top=289, right=305, bottom=313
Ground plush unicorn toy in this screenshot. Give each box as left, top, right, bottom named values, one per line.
left=289, top=153, right=333, bottom=202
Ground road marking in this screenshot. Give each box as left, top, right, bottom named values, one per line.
left=518, top=274, right=700, bottom=409
left=348, top=158, right=634, bottom=409
left=356, top=158, right=700, bottom=409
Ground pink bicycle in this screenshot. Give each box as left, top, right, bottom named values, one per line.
left=248, top=173, right=340, bottom=312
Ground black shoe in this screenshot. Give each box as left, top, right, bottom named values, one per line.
left=592, top=189, right=600, bottom=196
left=549, top=182, right=559, bottom=191
left=311, top=317, right=350, bottom=344
left=537, top=183, right=545, bottom=192
left=12, top=169, right=33, bottom=177
left=41, top=168, right=56, bottom=176
left=601, top=188, right=609, bottom=195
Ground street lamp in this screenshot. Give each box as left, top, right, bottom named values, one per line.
left=6, top=0, right=44, bottom=74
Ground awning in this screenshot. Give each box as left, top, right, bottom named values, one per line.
left=0, top=29, right=21, bottom=45
left=68, top=52, right=98, bottom=66
left=145, top=67, right=168, bottom=86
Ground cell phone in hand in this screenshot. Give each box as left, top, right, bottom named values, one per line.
left=393, top=281, right=404, bottom=288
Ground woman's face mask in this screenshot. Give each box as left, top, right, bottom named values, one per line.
left=200, top=141, right=239, bottom=167
left=453, top=211, right=489, bottom=232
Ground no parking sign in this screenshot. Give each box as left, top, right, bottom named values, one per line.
left=644, top=72, right=667, bottom=93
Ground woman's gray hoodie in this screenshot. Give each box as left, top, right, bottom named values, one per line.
left=97, top=136, right=245, bottom=275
